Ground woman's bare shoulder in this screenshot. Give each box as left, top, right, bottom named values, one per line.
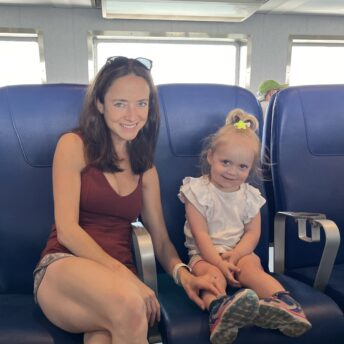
left=55, top=132, right=86, bottom=169
left=58, top=132, right=83, bottom=145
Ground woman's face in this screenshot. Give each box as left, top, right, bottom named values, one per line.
left=97, top=74, right=150, bottom=147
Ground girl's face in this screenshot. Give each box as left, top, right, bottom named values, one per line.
left=96, top=74, right=150, bottom=147
left=207, top=135, right=255, bottom=192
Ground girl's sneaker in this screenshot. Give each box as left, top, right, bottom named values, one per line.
left=254, top=291, right=312, bottom=337
left=209, top=289, right=259, bottom=344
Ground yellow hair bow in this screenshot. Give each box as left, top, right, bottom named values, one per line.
left=234, top=120, right=250, bottom=130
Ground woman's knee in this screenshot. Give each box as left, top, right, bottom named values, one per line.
left=85, top=286, right=148, bottom=344
left=106, top=289, right=147, bottom=330
left=84, top=330, right=112, bottom=344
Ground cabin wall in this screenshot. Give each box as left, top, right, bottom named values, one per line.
left=0, top=5, right=343, bottom=93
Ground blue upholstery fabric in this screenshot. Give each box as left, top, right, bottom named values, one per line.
left=270, top=85, right=344, bottom=311
left=156, top=84, right=344, bottom=344
left=0, top=84, right=85, bottom=343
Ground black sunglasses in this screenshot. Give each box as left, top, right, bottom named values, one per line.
left=105, top=56, right=153, bottom=71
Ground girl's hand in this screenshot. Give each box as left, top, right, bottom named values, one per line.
left=216, top=259, right=241, bottom=288
left=179, top=270, right=222, bottom=310
left=221, top=250, right=241, bottom=265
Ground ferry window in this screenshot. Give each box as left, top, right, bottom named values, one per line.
left=89, top=32, right=249, bottom=87
left=288, top=36, right=344, bottom=86
left=0, top=30, right=45, bottom=87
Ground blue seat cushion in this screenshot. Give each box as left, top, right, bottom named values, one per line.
left=287, top=264, right=344, bottom=311
left=158, top=273, right=344, bottom=344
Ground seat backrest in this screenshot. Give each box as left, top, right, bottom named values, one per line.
left=0, top=84, right=86, bottom=293
left=156, top=84, right=269, bottom=271
left=271, top=85, right=344, bottom=269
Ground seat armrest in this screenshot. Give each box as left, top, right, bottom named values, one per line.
left=131, top=221, right=158, bottom=294
left=274, top=211, right=341, bottom=291
left=131, top=221, right=161, bottom=344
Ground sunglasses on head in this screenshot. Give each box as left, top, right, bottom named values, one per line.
left=105, top=56, right=153, bottom=71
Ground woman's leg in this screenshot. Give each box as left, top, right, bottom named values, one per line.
left=84, top=330, right=112, bottom=344
left=37, top=256, right=149, bottom=344
left=236, top=254, right=285, bottom=298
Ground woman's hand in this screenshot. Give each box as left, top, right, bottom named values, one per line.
left=136, top=280, right=161, bottom=327
left=178, top=269, right=222, bottom=310
left=115, top=263, right=160, bottom=327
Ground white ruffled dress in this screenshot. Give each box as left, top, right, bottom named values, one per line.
left=178, top=176, right=266, bottom=256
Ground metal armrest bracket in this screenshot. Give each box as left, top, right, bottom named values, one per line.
left=274, top=211, right=340, bottom=291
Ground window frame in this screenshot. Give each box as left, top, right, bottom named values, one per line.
left=88, top=30, right=251, bottom=88
left=0, top=28, right=46, bottom=85
left=287, top=35, right=344, bottom=85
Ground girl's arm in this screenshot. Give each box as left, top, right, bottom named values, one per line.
left=185, top=200, right=240, bottom=286
left=185, top=200, right=223, bottom=266
left=140, top=167, right=221, bottom=309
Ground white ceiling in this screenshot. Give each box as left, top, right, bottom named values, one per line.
left=0, top=0, right=344, bottom=17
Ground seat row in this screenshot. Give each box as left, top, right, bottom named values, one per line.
left=0, top=83, right=343, bottom=343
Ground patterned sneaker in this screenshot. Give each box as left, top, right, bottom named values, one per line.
left=254, top=291, right=312, bottom=337
left=209, top=289, right=259, bottom=344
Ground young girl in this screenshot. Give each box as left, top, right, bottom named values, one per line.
left=178, top=108, right=312, bottom=344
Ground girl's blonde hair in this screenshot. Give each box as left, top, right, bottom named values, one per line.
left=200, top=108, right=261, bottom=177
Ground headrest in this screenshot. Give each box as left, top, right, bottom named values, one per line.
left=276, top=85, right=344, bottom=156
left=2, top=84, right=86, bottom=166
left=158, top=84, right=262, bottom=157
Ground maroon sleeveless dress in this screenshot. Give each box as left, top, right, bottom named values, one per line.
left=40, top=165, right=142, bottom=273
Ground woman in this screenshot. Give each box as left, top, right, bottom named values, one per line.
left=33, top=56, right=220, bottom=344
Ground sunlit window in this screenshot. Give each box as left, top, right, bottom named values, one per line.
left=90, top=32, right=249, bottom=87
left=288, top=37, right=344, bottom=86
left=0, top=30, right=45, bottom=87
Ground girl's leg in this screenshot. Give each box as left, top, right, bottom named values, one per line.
left=236, top=254, right=311, bottom=337
left=192, top=260, right=227, bottom=309
left=236, top=253, right=284, bottom=298
left=37, top=256, right=149, bottom=344
left=193, top=260, right=259, bottom=344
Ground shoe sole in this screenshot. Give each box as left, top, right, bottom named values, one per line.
left=254, top=303, right=312, bottom=337
left=210, top=290, right=259, bottom=344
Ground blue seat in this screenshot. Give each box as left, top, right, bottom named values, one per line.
left=155, top=83, right=344, bottom=344
left=269, top=85, right=344, bottom=310
left=0, top=84, right=85, bottom=343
